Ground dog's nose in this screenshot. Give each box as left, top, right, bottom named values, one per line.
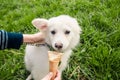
left=55, top=43, right=63, bottom=49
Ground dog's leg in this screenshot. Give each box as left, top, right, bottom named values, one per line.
left=26, top=74, right=32, bottom=80
left=58, top=61, right=67, bottom=80
left=59, top=60, right=68, bottom=72
left=59, top=50, right=72, bottom=72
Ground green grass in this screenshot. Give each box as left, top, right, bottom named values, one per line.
left=0, top=0, right=120, bottom=80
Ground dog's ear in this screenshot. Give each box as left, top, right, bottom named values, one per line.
left=32, top=18, right=48, bottom=31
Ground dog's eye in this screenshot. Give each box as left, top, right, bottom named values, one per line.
left=65, top=30, right=70, bottom=34
left=51, top=30, right=56, bottom=35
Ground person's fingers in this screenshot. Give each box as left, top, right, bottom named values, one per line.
left=41, top=72, right=53, bottom=80
left=54, top=70, right=61, bottom=80
left=33, top=32, right=45, bottom=43
left=35, top=32, right=45, bottom=39
left=56, top=70, right=61, bottom=76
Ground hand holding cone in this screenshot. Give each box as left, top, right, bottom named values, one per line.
left=48, top=51, right=63, bottom=80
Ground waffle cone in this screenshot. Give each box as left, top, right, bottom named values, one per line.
left=48, top=51, right=62, bottom=80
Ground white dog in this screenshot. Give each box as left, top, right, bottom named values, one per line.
left=25, top=15, right=82, bottom=80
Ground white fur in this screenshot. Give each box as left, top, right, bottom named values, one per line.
left=25, top=15, right=82, bottom=80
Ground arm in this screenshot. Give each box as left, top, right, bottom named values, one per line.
left=0, top=30, right=23, bottom=50
left=0, top=30, right=45, bottom=50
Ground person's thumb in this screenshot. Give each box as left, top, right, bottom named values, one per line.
left=48, top=72, right=53, bottom=79
left=42, top=72, right=53, bottom=80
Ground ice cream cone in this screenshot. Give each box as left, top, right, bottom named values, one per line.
left=48, top=51, right=62, bottom=80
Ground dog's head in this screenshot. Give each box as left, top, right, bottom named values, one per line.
left=32, top=15, right=82, bottom=52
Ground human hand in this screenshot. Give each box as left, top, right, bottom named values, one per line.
left=32, top=32, right=45, bottom=43
left=42, top=70, right=61, bottom=80
left=54, top=70, right=61, bottom=80
left=23, top=32, right=45, bottom=44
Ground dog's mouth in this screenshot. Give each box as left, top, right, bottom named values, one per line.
left=52, top=47, right=63, bottom=53
left=55, top=49, right=63, bottom=52
left=46, top=43, right=65, bottom=53
left=50, top=46, right=63, bottom=53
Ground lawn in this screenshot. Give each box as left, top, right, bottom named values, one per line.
left=0, top=0, right=120, bottom=80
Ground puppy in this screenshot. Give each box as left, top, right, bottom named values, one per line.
left=25, top=15, right=82, bottom=80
